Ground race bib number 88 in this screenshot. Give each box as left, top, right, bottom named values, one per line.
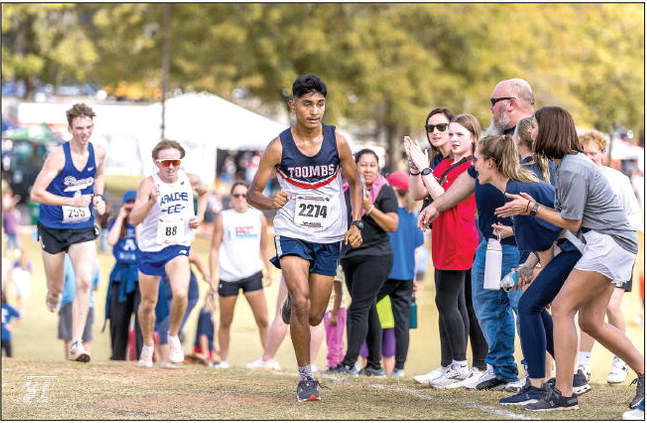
left=157, top=216, right=185, bottom=244
left=294, top=195, right=332, bottom=229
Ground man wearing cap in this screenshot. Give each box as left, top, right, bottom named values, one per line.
left=129, top=140, right=208, bottom=367
left=105, top=189, right=142, bottom=360
left=31, top=103, right=107, bottom=362
left=374, top=170, right=424, bottom=376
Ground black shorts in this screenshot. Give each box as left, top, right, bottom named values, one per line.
left=38, top=223, right=98, bottom=254
left=618, top=272, right=633, bottom=292
left=218, top=271, right=263, bottom=297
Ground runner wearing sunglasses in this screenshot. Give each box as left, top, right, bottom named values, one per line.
left=129, top=139, right=208, bottom=367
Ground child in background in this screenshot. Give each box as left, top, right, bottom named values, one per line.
left=2, top=290, right=21, bottom=357
left=58, top=256, right=100, bottom=360
left=194, top=289, right=219, bottom=365
left=323, top=265, right=348, bottom=370
left=11, top=250, right=33, bottom=315
left=2, top=188, right=21, bottom=258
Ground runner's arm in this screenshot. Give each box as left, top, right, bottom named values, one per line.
left=128, top=177, right=155, bottom=226
left=259, top=212, right=273, bottom=284
left=337, top=133, right=362, bottom=221
left=188, top=173, right=208, bottom=223
left=248, top=138, right=283, bottom=210
left=30, top=147, right=85, bottom=206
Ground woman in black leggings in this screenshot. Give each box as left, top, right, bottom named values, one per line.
left=328, top=148, right=398, bottom=376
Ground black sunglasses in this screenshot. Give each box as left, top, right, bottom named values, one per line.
left=490, top=96, right=515, bottom=106
left=425, top=123, right=449, bottom=133
left=232, top=193, right=247, bottom=198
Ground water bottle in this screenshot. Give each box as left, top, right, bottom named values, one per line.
left=409, top=295, right=418, bottom=329
left=483, top=236, right=503, bottom=290
left=500, top=269, right=519, bottom=292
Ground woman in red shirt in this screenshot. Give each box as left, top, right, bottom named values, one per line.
left=404, top=114, right=480, bottom=388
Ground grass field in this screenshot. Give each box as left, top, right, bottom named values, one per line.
left=1, top=200, right=644, bottom=420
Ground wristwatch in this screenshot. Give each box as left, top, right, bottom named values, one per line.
left=420, top=167, right=433, bottom=176
left=529, top=203, right=540, bottom=216
left=350, top=220, right=365, bottom=230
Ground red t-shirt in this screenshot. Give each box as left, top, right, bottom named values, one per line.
left=431, top=158, right=478, bottom=270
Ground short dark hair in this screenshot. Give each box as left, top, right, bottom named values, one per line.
left=292, top=74, right=327, bottom=99
left=354, top=148, right=379, bottom=164
left=151, top=139, right=186, bottom=160
left=425, top=107, right=454, bottom=124
left=230, top=180, right=249, bottom=195
left=533, top=106, right=582, bottom=159
left=66, top=103, right=96, bottom=126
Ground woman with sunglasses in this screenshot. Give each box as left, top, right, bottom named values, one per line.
left=408, top=108, right=454, bottom=203
left=208, top=181, right=273, bottom=369
left=405, top=114, right=484, bottom=388
left=495, top=106, right=643, bottom=412
left=129, top=139, right=208, bottom=367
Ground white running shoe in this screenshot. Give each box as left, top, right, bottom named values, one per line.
left=464, top=367, right=497, bottom=390
left=168, top=334, right=184, bottom=364
left=246, top=358, right=281, bottom=370
left=137, top=345, right=154, bottom=367
left=211, top=361, right=230, bottom=369
left=608, top=356, right=629, bottom=384
left=577, top=363, right=592, bottom=383
left=430, top=364, right=471, bottom=389
left=413, top=366, right=446, bottom=384
left=68, top=340, right=91, bottom=363
left=460, top=367, right=485, bottom=387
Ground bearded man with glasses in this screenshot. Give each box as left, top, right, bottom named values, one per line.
left=486, top=78, right=535, bottom=136
left=129, top=139, right=208, bottom=367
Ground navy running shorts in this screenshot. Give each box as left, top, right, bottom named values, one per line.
left=138, top=245, right=191, bottom=276
left=270, top=235, right=340, bottom=276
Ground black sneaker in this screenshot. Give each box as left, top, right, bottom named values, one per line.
left=297, top=379, right=324, bottom=402
left=325, top=363, right=359, bottom=375
left=359, top=366, right=386, bottom=377
left=475, top=375, right=508, bottom=390
left=573, top=368, right=592, bottom=395
left=630, top=373, right=645, bottom=409
left=281, top=294, right=291, bottom=325
left=525, top=386, right=579, bottom=411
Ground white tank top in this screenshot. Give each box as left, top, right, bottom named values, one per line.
left=218, top=208, right=264, bottom=282
left=137, top=171, right=195, bottom=252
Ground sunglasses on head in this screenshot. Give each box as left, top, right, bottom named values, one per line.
left=155, top=159, right=181, bottom=168
left=232, top=193, right=247, bottom=198
left=425, top=123, right=449, bottom=133
left=490, top=96, right=515, bottom=106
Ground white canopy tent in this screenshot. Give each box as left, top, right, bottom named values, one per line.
left=144, top=92, right=289, bottom=183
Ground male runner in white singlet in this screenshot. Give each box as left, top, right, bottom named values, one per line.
left=129, top=140, right=208, bottom=367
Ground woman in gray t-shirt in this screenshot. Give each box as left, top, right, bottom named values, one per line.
left=496, top=106, right=643, bottom=413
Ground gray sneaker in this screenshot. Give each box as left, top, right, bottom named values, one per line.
left=359, top=366, right=386, bottom=377
left=630, top=373, right=645, bottom=409
left=297, top=379, right=324, bottom=402
left=281, top=294, right=291, bottom=325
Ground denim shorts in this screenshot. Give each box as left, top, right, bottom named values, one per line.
left=270, top=235, right=340, bottom=276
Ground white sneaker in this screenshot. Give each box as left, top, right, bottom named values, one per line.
left=413, top=366, right=446, bottom=384
left=68, top=340, right=91, bottom=363
left=168, top=334, right=184, bottom=364
left=137, top=345, right=154, bottom=367
left=246, top=358, right=281, bottom=370
left=211, top=361, right=230, bottom=369
left=460, top=367, right=485, bottom=387
left=608, top=356, right=629, bottom=384
left=577, top=363, right=591, bottom=382
left=464, top=367, right=496, bottom=390
left=430, top=364, right=471, bottom=389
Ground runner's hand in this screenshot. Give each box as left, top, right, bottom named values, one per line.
left=149, top=184, right=160, bottom=203
left=344, top=225, right=363, bottom=248
left=189, top=215, right=202, bottom=229
left=271, top=191, right=290, bottom=209
left=73, top=194, right=92, bottom=208
left=92, top=195, right=106, bottom=215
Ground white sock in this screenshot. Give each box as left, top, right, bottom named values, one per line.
left=452, top=360, right=468, bottom=368
left=579, top=351, right=592, bottom=368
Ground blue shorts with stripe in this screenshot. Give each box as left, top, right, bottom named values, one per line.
left=270, top=235, right=340, bottom=277
left=138, top=245, right=191, bottom=276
